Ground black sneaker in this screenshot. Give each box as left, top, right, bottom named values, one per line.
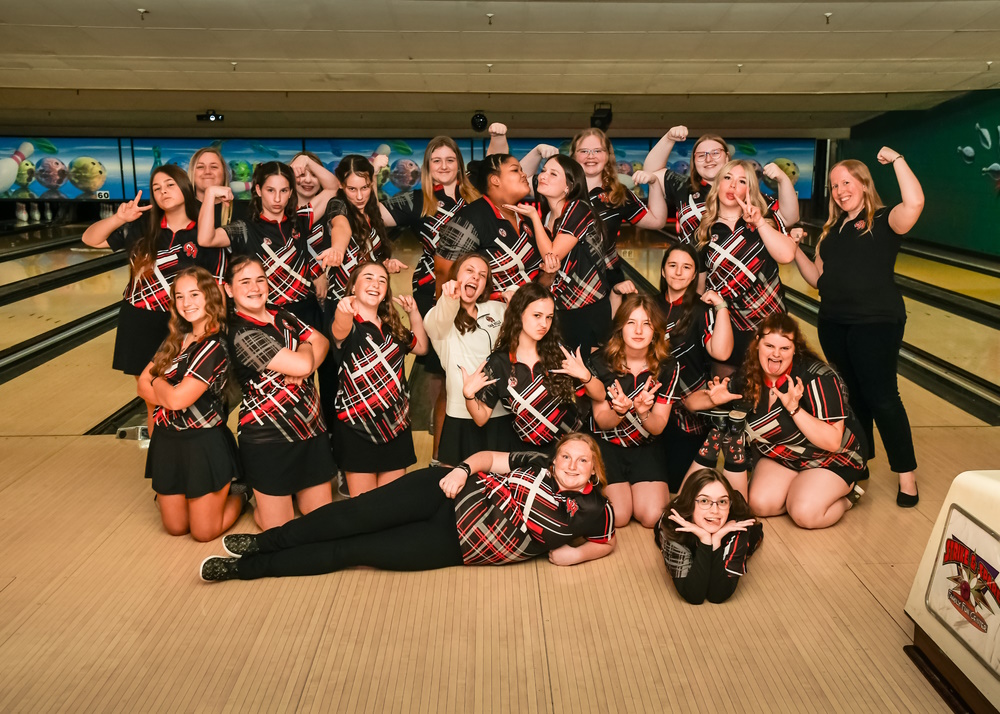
left=200, top=556, right=240, bottom=582
left=223, top=533, right=259, bottom=558
left=846, top=482, right=865, bottom=509
left=229, top=480, right=252, bottom=498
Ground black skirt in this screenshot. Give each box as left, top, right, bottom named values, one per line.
left=112, top=301, right=172, bottom=375
left=557, top=295, right=612, bottom=356
left=239, top=434, right=335, bottom=496
left=660, top=422, right=707, bottom=492
left=598, top=439, right=669, bottom=485
left=414, top=290, right=445, bottom=375
left=145, top=425, right=242, bottom=498
left=437, top=414, right=516, bottom=467
left=334, top=420, right=416, bottom=473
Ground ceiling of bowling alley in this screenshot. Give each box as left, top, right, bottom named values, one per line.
left=1, top=0, right=999, bottom=138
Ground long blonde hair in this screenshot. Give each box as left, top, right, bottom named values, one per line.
left=817, top=160, right=884, bottom=251
left=421, top=136, right=480, bottom=216
left=552, top=433, right=608, bottom=495
left=695, top=159, right=771, bottom=249
left=570, top=128, right=627, bottom=207
left=188, top=147, right=232, bottom=225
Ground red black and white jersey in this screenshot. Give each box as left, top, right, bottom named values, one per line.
left=321, top=198, right=391, bottom=305
left=108, top=216, right=222, bottom=312
left=437, top=196, right=540, bottom=294
left=224, top=209, right=322, bottom=307
left=228, top=309, right=326, bottom=444
left=585, top=352, right=680, bottom=447
left=732, top=358, right=866, bottom=473
left=333, top=314, right=416, bottom=444
left=152, top=334, right=230, bottom=431
left=454, top=450, right=615, bottom=565
left=383, top=187, right=466, bottom=298
left=662, top=171, right=710, bottom=246
left=547, top=200, right=608, bottom=310
left=477, top=351, right=581, bottom=447
left=588, top=185, right=648, bottom=271
left=703, top=213, right=787, bottom=333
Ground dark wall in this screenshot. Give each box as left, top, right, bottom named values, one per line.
left=837, top=90, right=1000, bottom=258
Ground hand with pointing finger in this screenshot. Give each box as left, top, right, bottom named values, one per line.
left=116, top=190, right=153, bottom=223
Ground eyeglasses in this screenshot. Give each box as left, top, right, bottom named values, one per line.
left=694, top=496, right=730, bottom=510
left=575, top=148, right=607, bottom=157
left=693, top=149, right=725, bottom=162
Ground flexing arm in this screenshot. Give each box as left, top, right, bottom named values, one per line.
left=789, top=227, right=823, bottom=288
left=486, top=123, right=509, bottom=156
left=197, top=186, right=234, bottom=247
left=879, top=147, right=924, bottom=234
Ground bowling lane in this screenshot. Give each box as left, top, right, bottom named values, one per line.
left=0, top=224, right=87, bottom=253
left=0, top=245, right=113, bottom=286
left=1, top=266, right=127, bottom=350
left=894, top=252, right=1000, bottom=305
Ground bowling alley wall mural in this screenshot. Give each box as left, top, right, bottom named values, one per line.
left=304, top=139, right=437, bottom=200
left=0, top=137, right=127, bottom=200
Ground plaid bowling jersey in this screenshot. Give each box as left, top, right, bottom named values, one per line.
left=732, top=358, right=866, bottom=474
left=477, top=351, right=581, bottom=447
left=320, top=199, right=391, bottom=305
left=586, top=353, right=680, bottom=447
left=229, top=309, right=326, bottom=444
left=662, top=171, right=711, bottom=246
left=152, top=335, right=230, bottom=431
left=660, top=297, right=716, bottom=433
left=548, top=200, right=608, bottom=310
left=108, top=217, right=220, bottom=312
left=437, top=196, right=540, bottom=294
left=588, top=185, right=648, bottom=272
left=333, top=315, right=417, bottom=444
left=454, top=450, right=616, bottom=566
left=384, top=187, right=466, bottom=299
left=224, top=210, right=322, bottom=307
left=703, top=213, right=788, bottom=333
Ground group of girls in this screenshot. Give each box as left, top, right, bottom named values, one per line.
left=89, top=123, right=924, bottom=606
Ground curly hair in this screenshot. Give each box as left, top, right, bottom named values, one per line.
left=495, top=283, right=575, bottom=404
left=601, top=294, right=672, bottom=375
left=817, top=159, right=885, bottom=252
left=334, top=155, right=391, bottom=258
left=658, top=241, right=701, bottom=339
left=738, top=313, right=823, bottom=408
left=421, top=136, right=480, bottom=215
left=130, top=165, right=200, bottom=280
left=694, top=159, right=772, bottom=250
left=654, top=467, right=757, bottom=551
left=447, top=253, right=493, bottom=335
left=345, top=261, right=413, bottom=345
left=688, top=134, right=730, bottom=193
left=569, top=128, right=626, bottom=207
left=151, top=266, right=227, bottom=378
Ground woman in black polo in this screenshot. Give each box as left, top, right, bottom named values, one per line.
left=435, top=153, right=539, bottom=297
left=199, top=433, right=615, bottom=582
left=226, top=255, right=333, bottom=530
left=82, top=165, right=214, bottom=433
left=462, top=283, right=581, bottom=453
left=330, top=261, right=429, bottom=496
left=790, top=147, right=924, bottom=507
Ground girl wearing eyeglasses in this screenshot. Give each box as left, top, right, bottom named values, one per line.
left=654, top=468, right=762, bottom=604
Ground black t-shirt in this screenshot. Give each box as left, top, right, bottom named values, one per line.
left=816, top=207, right=906, bottom=324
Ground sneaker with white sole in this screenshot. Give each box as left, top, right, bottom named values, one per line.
left=200, top=556, right=240, bottom=582
left=223, top=533, right=259, bottom=558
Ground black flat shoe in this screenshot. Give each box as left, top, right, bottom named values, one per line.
left=896, top=486, right=919, bottom=508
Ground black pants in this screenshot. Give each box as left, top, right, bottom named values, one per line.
left=816, top=319, right=917, bottom=473
left=237, top=467, right=464, bottom=579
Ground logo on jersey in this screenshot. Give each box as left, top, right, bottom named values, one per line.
left=854, top=219, right=866, bottom=230
left=291, top=228, right=301, bottom=241
left=183, top=242, right=198, bottom=258
left=498, top=228, right=507, bottom=238
left=565, top=498, right=579, bottom=517
left=262, top=237, right=271, bottom=246
left=508, top=375, right=518, bottom=388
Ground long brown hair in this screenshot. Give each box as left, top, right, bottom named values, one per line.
left=421, top=136, right=480, bottom=216
left=334, top=155, right=390, bottom=254
left=738, top=313, right=823, bottom=408
left=495, top=283, right=575, bottom=404
left=345, top=261, right=412, bottom=345
left=655, top=468, right=757, bottom=550
left=551, top=433, right=608, bottom=496
left=694, top=159, right=771, bottom=249
left=151, top=266, right=227, bottom=378
left=817, top=159, right=885, bottom=251
left=689, top=134, right=730, bottom=193
left=131, top=165, right=200, bottom=280
left=248, top=161, right=298, bottom=223
left=602, top=294, right=672, bottom=375
left=538, top=154, right=608, bottom=254
left=658, top=241, right=701, bottom=339
left=447, top=253, right=494, bottom=335
left=569, top=127, right=626, bottom=207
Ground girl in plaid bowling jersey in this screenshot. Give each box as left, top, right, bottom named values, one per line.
left=330, top=262, right=429, bottom=497
left=138, top=266, right=246, bottom=541
left=83, top=165, right=220, bottom=434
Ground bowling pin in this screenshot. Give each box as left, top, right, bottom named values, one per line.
left=0, top=142, right=35, bottom=194
left=230, top=180, right=252, bottom=194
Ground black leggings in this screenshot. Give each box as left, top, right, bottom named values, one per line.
left=816, top=319, right=917, bottom=473
left=237, top=467, right=464, bottom=580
